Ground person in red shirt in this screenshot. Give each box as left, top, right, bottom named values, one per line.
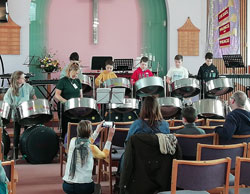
left=131, top=56, right=154, bottom=85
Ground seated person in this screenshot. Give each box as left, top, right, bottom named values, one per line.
left=62, top=120, right=115, bottom=194
left=95, top=59, right=117, bottom=87
left=215, top=91, right=250, bottom=140
left=0, top=161, right=8, bottom=194
left=176, top=106, right=205, bottom=134
left=60, top=52, right=85, bottom=81
left=126, top=96, right=170, bottom=142
left=131, top=56, right=153, bottom=85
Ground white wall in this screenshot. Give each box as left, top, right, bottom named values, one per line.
left=1, top=0, right=30, bottom=74
left=166, top=0, right=207, bottom=75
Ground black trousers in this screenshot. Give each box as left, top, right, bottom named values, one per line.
left=13, top=121, right=21, bottom=148
left=63, top=181, right=94, bottom=194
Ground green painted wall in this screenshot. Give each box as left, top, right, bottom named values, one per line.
left=139, top=0, right=167, bottom=77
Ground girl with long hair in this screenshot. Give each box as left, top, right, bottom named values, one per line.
left=4, top=71, right=37, bottom=159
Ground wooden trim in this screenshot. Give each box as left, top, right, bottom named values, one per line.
left=2, top=160, right=17, bottom=194
left=114, top=121, right=134, bottom=125
left=232, top=134, right=250, bottom=138
left=115, top=128, right=130, bottom=132
left=248, top=143, right=250, bottom=158
left=170, top=159, right=178, bottom=194
left=175, top=133, right=217, bottom=144
left=206, top=119, right=225, bottom=126
left=170, top=125, right=184, bottom=132
left=196, top=143, right=247, bottom=161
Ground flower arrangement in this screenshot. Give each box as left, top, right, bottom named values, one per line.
left=39, top=53, right=61, bottom=73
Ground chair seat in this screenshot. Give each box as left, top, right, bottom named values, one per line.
left=229, top=188, right=250, bottom=194
left=158, top=191, right=209, bottom=194
left=229, top=173, right=235, bottom=186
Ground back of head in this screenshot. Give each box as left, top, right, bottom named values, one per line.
left=174, top=55, right=183, bottom=61
left=140, top=96, right=163, bottom=129
left=66, top=62, right=80, bottom=77
left=232, top=91, right=247, bottom=108
left=182, top=106, right=197, bottom=123
left=77, top=120, right=92, bottom=138
left=140, top=56, right=149, bottom=63
left=69, top=52, right=79, bottom=61
left=10, top=71, right=24, bottom=96
left=205, top=52, right=213, bottom=60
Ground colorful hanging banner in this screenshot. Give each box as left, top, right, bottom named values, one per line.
left=208, top=0, right=240, bottom=58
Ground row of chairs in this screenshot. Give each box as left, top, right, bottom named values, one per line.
left=159, top=156, right=250, bottom=194
left=167, top=118, right=225, bottom=127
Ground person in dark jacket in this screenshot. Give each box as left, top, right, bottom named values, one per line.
left=197, top=52, right=219, bottom=99
left=176, top=106, right=205, bottom=135
left=120, top=133, right=182, bottom=194
left=215, top=91, right=250, bottom=140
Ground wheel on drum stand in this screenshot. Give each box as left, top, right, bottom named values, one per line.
left=2, top=129, right=10, bottom=156
left=20, top=125, right=59, bottom=164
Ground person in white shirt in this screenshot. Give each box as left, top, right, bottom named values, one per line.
left=166, top=55, right=189, bottom=84
left=62, top=120, right=115, bottom=194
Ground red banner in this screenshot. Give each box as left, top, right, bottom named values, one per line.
left=219, top=22, right=230, bottom=36
left=219, top=37, right=230, bottom=47
left=218, top=7, right=229, bottom=23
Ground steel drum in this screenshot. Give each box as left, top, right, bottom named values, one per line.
left=17, top=99, right=53, bottom=126
left=81, top=74, right=92, bottom=93
left=158, top=97, right=182, bottom=118
left=103, top=78, right=131, bottom=95
left=193, top=99, right=225, bottom=118
left=0, top=101, right=12, bottom=125
left=64, top=97, right=97, bottom=120
left=170, top=78, right=200, bottom=98
left=109, top=98, right=139, bottom=113
left=135, top=76, right=164, bottom=97
left=206, top=78, right=233, bottom=96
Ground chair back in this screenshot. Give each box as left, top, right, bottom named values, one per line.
left=2, top=160, right=15, bottom=194
left=169, top=126, right=184, bottom=134
left=114, top=121, right=133, bottom=129
left=199, top=126, right=216, bottom=134
left=175, top=133, right=216, bottom=160
left=219, top=134, right=250, bottom=145
left=112, top=128, right=129, bottom=148
left=66, top=123, right=78, bottom=149
left=206, top=119, right=225, bottom=126
left=171, top=158, right=231, bottom=192
left=197, top=143, right=247, bottom=169
left=172, top=120, right=183, bottom=127
left=235, top=157, right=250, bottom=187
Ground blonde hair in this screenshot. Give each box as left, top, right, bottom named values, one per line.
left=66, top=62, right=80, bottom=77
left=10, top=71, right=24, bottom=96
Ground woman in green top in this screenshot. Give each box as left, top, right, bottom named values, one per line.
left=55, top=62, right=83, bottom=138
left=4, top=71, right=37, bottom=159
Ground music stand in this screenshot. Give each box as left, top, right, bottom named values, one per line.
left=91, top=56, right=112, bottom=70
left=110, top=88, right=125, bottom=104
left=23, top=56, right=40, bottom=66
left=113, top=59, right=134, bottom=71
left=223, top=54, right=245, bottom=74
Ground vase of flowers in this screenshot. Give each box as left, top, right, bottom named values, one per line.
left=39, top=54, right=61, bottom=73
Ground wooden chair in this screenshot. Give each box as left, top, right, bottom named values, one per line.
left=199, top=126, right=216, bottom=134
left=172, top=118, right=205, bottom=127
left=219, top=134, right=250, bottom=145
left=97, top=127, right=129, bottom=194
left=206, top=119, right=225, bottom=126
left=2, top=160, right=18, bottom=194
left=165, top=120, right=173, bottom=127
left=114, top=121, right=133, bottom=129
left=175, top=133, right=217, bottom=160
left=158, top=158, right=231, bottom=194
left=231, top=157, right=250, bottom=194
left=248, top=143, right=250, bottom=158
left=59, top=122, right=100, bottom=177
left=197, top=143, right=247, bottom=187
left=169, top=125, right=184, bottom=133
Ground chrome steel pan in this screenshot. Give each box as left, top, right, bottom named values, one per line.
left=81, top=74, right=92, bottom=93
left=0, top=101, right=12, bottom=125
left=158, top=97, right=182, bottom=118
left=109, top=98, right=139, bottom=113
left=103, top=78, right=131, bottom=95
left=193, top=99, right=225, bottom=118
left=206, top=78, right=233, bottom=96
left=17, top=99, right=52, bottom=126
left=170, top=78, right=200, bottom=98
left=135, top=76, right=164, bottom=97
left=64, top=97, right=97, bottom=120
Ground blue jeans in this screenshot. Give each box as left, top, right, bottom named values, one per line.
left=63, top=181, right=94, bottom=194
